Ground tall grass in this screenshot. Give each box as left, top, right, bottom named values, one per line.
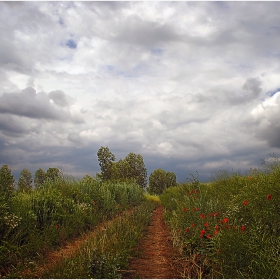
left=20, top=201, right=156, bottom=279
left=0, top=176, right=144, bottom=275
left=161, top=158, right=280, bottom=278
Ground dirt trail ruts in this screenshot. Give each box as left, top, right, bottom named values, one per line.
left=19, top=209, right=134, bottom=278
left=122, top=206, right=186, bottom=279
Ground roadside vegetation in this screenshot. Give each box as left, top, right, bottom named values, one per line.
left=161, top=156, right=280, bottom=278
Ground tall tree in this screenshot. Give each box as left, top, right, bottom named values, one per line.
left=97, top=146, right=116, bottom=181
left=0, top=164, right=15, bottom=199
left=34, top=168, right=46, bottom=188
left=148, top=168, right=177, bottom=194
left=123, top=153, right=147, bottom=189
left=46, top=167, right=61, bottom=181
left=18, top=168, right=33, bottom=192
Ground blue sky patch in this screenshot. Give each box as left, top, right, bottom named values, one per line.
left=267, top=87, right=280, bottom=97
left=66, top=39, right=77, bottom=49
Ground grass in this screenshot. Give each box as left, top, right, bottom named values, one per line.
left=160, top=157, right=280, bottom=278
left=0, top=176, right=145, bottom=276
left=14, top=201, right=156, bottom=279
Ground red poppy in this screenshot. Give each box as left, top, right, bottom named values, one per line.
left=215, top=225, right=220, bottom=230
left=232, top=226, right=236, bottom=230
left=185, top=228, right=189, bottom=233
left=243, top=200, right=249, bottom=206
left=249, top=176, right=253, bottom=180
left=223, top=217, right=229, bottom=223
left=214, top=229, right=219, bottom=235
left=55, top=225, right=59, bottom=229
left=267, top=194, right=272, bottom=201
left=204, top=222, right=209, bottom=227
left=213, top=212, right=219, bottom=217
left=182, top=207, right=188, bottom=212
left=240, top=225, right=246, bottom=232
left=200, top=214, right=206, bottom=219
left=191, top=223, right=196, bottom=227
left=206, top=234, right=212, bottom=239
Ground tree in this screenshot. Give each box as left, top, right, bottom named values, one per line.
left=34, top=168, right=46, bottom=188
left=46, top=167, right=61, bottom=181
left=97, top=146, right=116, bottom=181
left=18, top=168, right=33, bottom=192
left=123, top=153, right=147, bottom=189
left=0, top=164, right=15, bottom=199
left=148, top=168, right=177, bottom=195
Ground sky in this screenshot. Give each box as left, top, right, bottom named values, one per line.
left=1, top=1, right=280, bottom=183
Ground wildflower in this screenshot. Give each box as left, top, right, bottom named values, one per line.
left=185, top=228, right=189, bottom=233
left=182, top=207, right=188, bottom=212
left=249, top=176, right=253, bottom=180
left=191, top=223, right=196, bottom=227
left=213, top=212, right=219, bottom=217
left=240, top=225, right=246, bottom=232
left=243, top=200, right=249, bottom=206
left=200, top=229, right=206, bottom=238
left=223, top=217, right=229, bottom=223
left=214, top=229, right=219, bottom=235
left=267, top=194, right=272, bottom=201
left=232, top=226, right=236, bottom=230
left=55, top=225, right=59, bottom=229
left=218, top=220, right=223, bottom=224
left=206, top=234, right=212, bottom=239
left=215, top=225, right=220, bottom=230
left=225, top=225, right=229, bottom=229
left=204, top=222, right=209, bottom=227
left=200, top=214, right=206, bottom=219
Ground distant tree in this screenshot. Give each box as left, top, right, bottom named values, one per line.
left=18, top=168, right=33, bottom=192
left=0, top=164, right=15, bottom=199
left=97, top=146, right=116, bottom=181
left=123, top=153, right=147, bottom=189
left=34, top=168, right=47, bottom=188
left=148, top=168, right=177, bottom=195
left=46, top=167, right=62, bottom=181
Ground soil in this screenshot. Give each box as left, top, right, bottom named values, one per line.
left=122, top=206, right=187, bottom=279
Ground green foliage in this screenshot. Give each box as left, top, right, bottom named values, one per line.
left=17, top=168, right=33, bottom=192
left=97, top=146, right=116, bottom=181
left=0, top=164, right=15, bottom=200
left=0, top=173, right=145, bottom=275
left=97, top=146, right=148, bottom=189
left=161, top=161, right=280, bottom=278
left=34, top=168, right=46, bottom=188
left=148, top=168, right=177, bottom=194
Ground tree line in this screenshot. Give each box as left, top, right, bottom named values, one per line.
left=97, top=146, right=177, bottom=194
left=0, top=146, right=178, bottom=197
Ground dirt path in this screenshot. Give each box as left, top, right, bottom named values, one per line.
left=122, top=206, right=187, bottom=279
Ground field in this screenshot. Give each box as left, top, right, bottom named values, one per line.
left=1, top=157, right=280, bottom=278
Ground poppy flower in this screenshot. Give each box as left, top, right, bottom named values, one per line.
left=240, top=225, right=246, bottom=232
left=243, top=200, right=249, bottom=206
left=267, top=194, right=272, bottom=201
left=185, top=228, right=189, bottom=233
left=215, top=225, right=220, bottom=230
left=200, top=229, right=206, bottom=237
left=232, top=226, right=236, bottom=230
left=200, top=214, right=206, bottom=219
left=223, top=217, right=229, bottom=223
left=214, top=229, right=219, bottom=235
left=191, top=223, right=196, bottom=227
left=248, top=176, right=253, bottom=180
left=206, top=234, right=212, bottom=239
left=182, top=207, right=188, bottom=212
left=55, top=225, right=59, bottom=229
left=204, top=222, right=209, bottom=227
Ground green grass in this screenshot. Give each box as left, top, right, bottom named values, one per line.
left=161, top=158, right=280, bottom=278
left=0, top=176, right=145, bottom=276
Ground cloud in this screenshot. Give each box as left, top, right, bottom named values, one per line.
left=0, top=87, right=83, bottom=123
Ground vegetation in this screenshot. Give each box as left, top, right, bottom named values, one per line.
left=0, top=170, right=145, bottom=276
left=161, top=157, right=280, bottom=278
left=97, top=146, right=148, bottom=189
left=148, top=168, right=177, bottom=194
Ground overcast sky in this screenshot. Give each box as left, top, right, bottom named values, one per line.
left=1, top=1, right=280, bottom=183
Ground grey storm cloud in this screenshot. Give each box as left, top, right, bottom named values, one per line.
left=0, top=87, right=84, bottom=123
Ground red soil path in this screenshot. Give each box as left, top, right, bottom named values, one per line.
left=122, top=206, right=187, bottom=279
